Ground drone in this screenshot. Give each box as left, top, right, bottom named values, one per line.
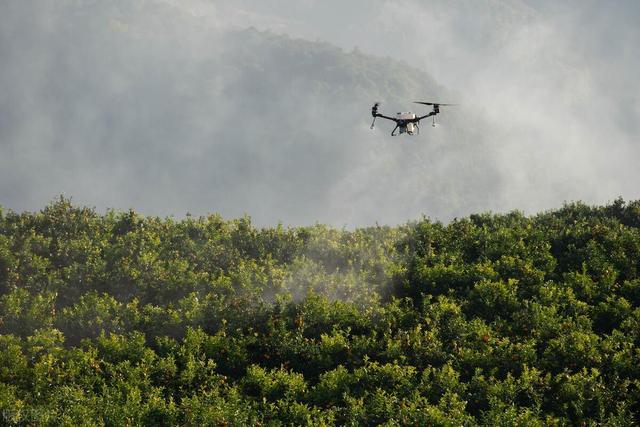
left=370, top=101, right=456, bottom=135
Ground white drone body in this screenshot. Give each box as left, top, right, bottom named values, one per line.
left=396, top=113, right=416, bottom=134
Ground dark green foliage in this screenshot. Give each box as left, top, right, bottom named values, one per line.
left=1, top=197, right=640, bottom=425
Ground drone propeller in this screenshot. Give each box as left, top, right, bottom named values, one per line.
left=414, top=101, right=457, bottom=106
left=414, top=101, right=456, bottom=127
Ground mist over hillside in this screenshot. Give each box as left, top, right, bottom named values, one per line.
left=2, top=3, right=640, bottom=423
left=1, top=0, right=638, bottom=226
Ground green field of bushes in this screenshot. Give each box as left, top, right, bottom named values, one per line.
left=1, top=198, right=640, bottom=425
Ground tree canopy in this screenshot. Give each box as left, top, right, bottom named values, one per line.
left=1, top=198, right=640, bottom=425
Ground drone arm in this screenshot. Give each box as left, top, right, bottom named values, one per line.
left=374, top=113, right=398, bottom=122
left=415, top=111, right=437, bottom=121
left=372, top=113, right=399, bottom=130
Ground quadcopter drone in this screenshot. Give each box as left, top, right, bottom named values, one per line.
left=370, top=101, right=456, bottom=135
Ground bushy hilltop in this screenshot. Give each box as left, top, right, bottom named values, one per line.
left=1, top=199, right=640, bottom=425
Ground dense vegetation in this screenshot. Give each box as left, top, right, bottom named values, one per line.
left=1, top=198, right=640, bottom=425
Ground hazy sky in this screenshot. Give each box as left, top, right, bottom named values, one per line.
left=1, top=0, right=638, bottom=226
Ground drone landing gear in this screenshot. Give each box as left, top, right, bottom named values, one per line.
left=391, top=124, right=399, bottom=136
left=370, top=116, right=377, bottom=129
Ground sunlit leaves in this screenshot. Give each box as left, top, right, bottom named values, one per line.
left=0, top=197, right=640, bottom=424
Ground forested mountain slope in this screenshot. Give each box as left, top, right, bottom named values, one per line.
left=1, top=199, right=640, bottom=424
left=1, top=1, right=500, bottom=226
